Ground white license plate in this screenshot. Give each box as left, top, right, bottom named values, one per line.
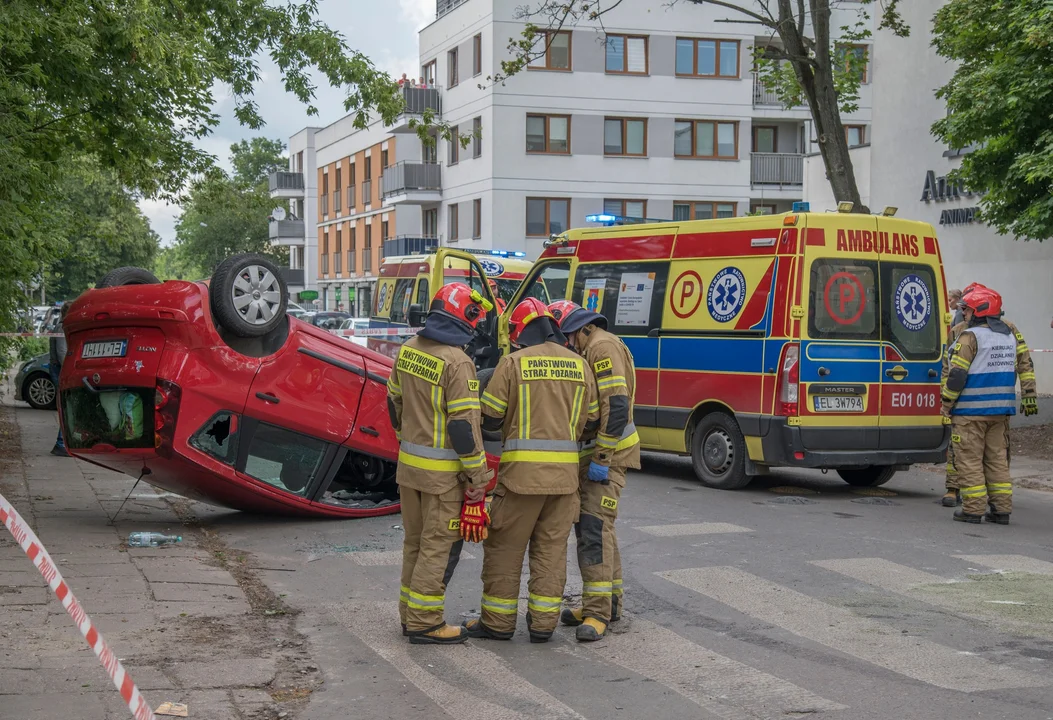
left=81, top=340, right=127, bottom=359
left=813, top=395, right=864, bottom=413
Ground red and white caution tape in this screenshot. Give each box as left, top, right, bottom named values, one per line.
left=0, top=493, right=157, bottom=720
left=329, top=327, right=422, bottom=338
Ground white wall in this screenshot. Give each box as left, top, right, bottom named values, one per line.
left=803, top=144, right=871, bottom=213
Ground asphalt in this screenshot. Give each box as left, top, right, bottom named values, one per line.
left=193, top=444, right=1053, bottom=720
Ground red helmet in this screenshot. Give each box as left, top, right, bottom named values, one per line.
left=960, top=286, right=1002, bottom=318
left=508, top=297, right=554, bottom=344
left=548, top=300, right=580, bottom=325
left=548, top=300, right=607, bottom=334
left=430, top=282, right=493, bottom=329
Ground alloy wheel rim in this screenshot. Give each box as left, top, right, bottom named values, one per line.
left=231, top=265, right=281, bottom=325
left=29, top=377, right=55, bottom=406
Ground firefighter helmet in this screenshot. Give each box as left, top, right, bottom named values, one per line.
left=960, top=286, right=1002, bottom=318
left=429, top=282, right=493, bottom=330
left=548, top=300, right=607, bottom=334
left=508, top=297, right=554, bottom=345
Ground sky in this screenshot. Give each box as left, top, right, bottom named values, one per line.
left=141, top=0, right=432, bottom=246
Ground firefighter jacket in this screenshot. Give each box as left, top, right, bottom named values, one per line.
left=574, top=325, right=641, bottom=471
left=942, top=319, right=1037, bottom=417
left=387, top=336, right=490, bottom=494
left=480, top=341, right=600, bottom=495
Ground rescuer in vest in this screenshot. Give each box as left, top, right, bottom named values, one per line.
left=387, top=282, right=494, bottom=644
left=465, top=298, right=599, bottom=643
left=941, top=286, right=1038, bottom=524
left=548, top=300, right=640, bottom=642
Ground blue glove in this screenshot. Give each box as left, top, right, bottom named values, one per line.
left=587, top=461, right=609, bottom=484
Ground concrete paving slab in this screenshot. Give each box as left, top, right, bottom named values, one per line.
left=135, top=558, right=239, bottom=586
left=167, top=657, right=277, bottom=689
left=0, top=691, right=106, bottom=720
left=153, top=600, right=251, bottom=619
left=56, top=562, right=142, bottom=578
left=0, top=586, right=48, bottom=605
left=151, top=582, right=246, bottom=603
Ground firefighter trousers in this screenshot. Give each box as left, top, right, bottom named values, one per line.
left=575, top=466, right=625, bottom=623
left=399, top=485, right=465, bottom=633
left=952, top=416, right=1013, bottom=516
left=479, top=485, right=580, bottom=636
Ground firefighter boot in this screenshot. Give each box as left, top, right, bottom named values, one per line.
left=941, top=489, right=961, bottom=507
left=611, top=593, right=622, bottom=622
left=952, top=508, right=983, bottom=524
left=560, top=607, right=584, bottom=627
left=985, top=504, right=1010, bottom=525
left=462, top=618, right=514, bottom=641
left=408, top=623, right=468, bottom=645
left=576, top=617, right=608, bottom=642
left=526, top=613, right=553, bottom=644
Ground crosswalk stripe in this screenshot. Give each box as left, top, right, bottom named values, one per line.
left=811, top=558, right=950, bottom=594
left=633, top=523, right=752, bottom=537
left=558, top=615, right=845, bottom=718
left=347, top=549, right=476, bottom=566
left=956, top=555, right=1053, bottom=575
left=657, top=566, right=1046, bottom=691
left=330, top=601, right=585, bottom=720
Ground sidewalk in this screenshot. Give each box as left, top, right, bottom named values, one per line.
left=0, top=403, right=317, bottom=719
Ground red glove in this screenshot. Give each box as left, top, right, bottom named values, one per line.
left=460, top=499, right=490, bottom=543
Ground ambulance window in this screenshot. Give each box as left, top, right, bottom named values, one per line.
left=388, top=279, right=415, bottom=324
left=572, top=262, right=669, bottom=335
left=521, top=261, right=570, bottom=304
left=809, top=260, right=878, bottom=340
left=883, top=263, right=940, bottom=360
left=416, top=279, right=430, bottom=307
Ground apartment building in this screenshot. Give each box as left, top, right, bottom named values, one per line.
left=279, top=0, right=874, bottom=312
left=267, top=127, right=319, bottom=304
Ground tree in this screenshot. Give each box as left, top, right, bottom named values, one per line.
left=154, top=244, right=207, bottom=282
left=0, top=0, right=408, bottom=331
left=173, top=139, right=289, bottom=274
left=931, top=0, right=1053, bottom=241
left=492, top=0, right=907, bottom=212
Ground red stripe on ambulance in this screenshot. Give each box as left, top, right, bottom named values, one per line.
left=658, top=371, right=763, bottom=415
left=635, top=369, right=659, bottom=407
left=576, top=235, right=675, bottom=262
left=673, top=230, right=780, bottom=259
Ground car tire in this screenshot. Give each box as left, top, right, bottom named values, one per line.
left=475, top=368, right=501, bottom=443
left=22, top=372, right=57, bottom=410
left=97, top=267, right=160, bottom=287
left=691, top=412, right=751, bottom=489
left=837, top=466, right=897, bottom=487
left=209, top=254, right=289, bottom=338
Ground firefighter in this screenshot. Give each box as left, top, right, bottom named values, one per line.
left=464, top=298, right=599, bottom=643
left=387, top=282, right=494, bottom=644
left=548, top=301, right=639, bottom=642
left=940, top=284, right=981, bottom=506
left=941, top=286, right=1038, bottom=524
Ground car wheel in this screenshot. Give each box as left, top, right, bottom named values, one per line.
left=209, top=254, right=288, bottom=338
left=97, top=267, right=160, bottom=287
left=837, top=466, right=897, bottom=487
left=23, top=372, right=57, bottom=410
left=691, top=412, right=751, bottom=489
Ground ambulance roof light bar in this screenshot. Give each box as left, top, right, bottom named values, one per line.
left=584, top=214, right=670, bottom=226
left=791, top=201, right=810, bottom=212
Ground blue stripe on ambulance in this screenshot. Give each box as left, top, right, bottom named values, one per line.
left=661, top=338, right=766, bottom=373
left=623, top=337, right=659, bottom=369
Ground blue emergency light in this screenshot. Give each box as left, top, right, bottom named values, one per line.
left=585, top=214, right=670, bottom=227
left=792, top=201, right=810, bottom=212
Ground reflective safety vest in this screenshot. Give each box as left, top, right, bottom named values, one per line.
left=953, top=326, right=1018, bottom=416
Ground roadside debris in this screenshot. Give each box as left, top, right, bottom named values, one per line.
left=155, top=701, right=189, bottom=717
left=128, top=531, right=183, bottom=547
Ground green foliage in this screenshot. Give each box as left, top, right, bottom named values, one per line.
left=154, top=245, right=206, bottom=282
left=932, top=0, right=1053, bottom=241
left=18, top=338, right=49, bottom=362
left=173, top=138, right=289, bottom=275
left=0, top=0, right=406, bottom=332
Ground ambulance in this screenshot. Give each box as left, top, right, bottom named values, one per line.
left=497, top=207, right=952, bottom=489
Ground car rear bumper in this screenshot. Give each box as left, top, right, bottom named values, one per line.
left=739, top=414, right=950, bottom=469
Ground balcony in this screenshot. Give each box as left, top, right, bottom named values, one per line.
left=347, top=185, right=356, bottom=213
left=279, top=267, right=305, bottom=288
left=332, top=190, right=342, bottom=214
left=268, top=219, right=305, bottom=246
left=390, top=84, right=442, bottom=133
left=752, top=73, right=808, bottom=110
left=362, top=251, right=373, bottom=275
left=269, top=171, right=304, bottom=198
left=382, top=162, right=442, bottom=204
left=384, top=235, right=439, bottom=258
left=437, top=0, right=468, bottom=18
left=751, top=152, right=804, bottom=188
left=361, top=179, right=372, bottom=207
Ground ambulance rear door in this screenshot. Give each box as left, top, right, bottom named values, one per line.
left=798, top=213, right=882, bottom=451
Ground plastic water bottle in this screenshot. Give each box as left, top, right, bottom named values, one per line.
left=127, top=532, right=182, bottom=548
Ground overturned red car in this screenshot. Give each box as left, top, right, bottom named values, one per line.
left=59, top=254, right=496, bottom=518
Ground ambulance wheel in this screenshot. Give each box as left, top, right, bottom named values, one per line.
left=691, top=413, right=751, bottom=490
left=210, top=254, right=288, bottom=338
left=837, top=466, right=897, bottom=487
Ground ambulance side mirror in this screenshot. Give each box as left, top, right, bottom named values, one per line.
left=408, top=304, right=426, bottom=327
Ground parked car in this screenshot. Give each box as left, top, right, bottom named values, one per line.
left=336, top=318, right=370, bottom=348
left=308, top=311, right=350, bottom=330
left=59, top=255, right=497, bottom=518
left=15, top=353, right=56, bottom=410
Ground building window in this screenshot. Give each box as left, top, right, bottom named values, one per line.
left=448, top=48, right=459, bottom=87
left=473, top=117, right=482, bottom=158
left=603, top=199, right=647, bottom=219
left=448, top=127, right=460, bottom=165
left=750, top=203, right=777, bottom=215
left=846, top=125, right=866, bottom=147
left=322, top=229, right=329, bottom=255
left=673, top=201, right=736, bottom=220
left=473, top=199, right=481, bottom=239
left=526, top=198, right=570, bottom=236
left=382, top=220, right=389, bottom=241
left=836, top=44, right=868, bottom=83
left=335, top=226, right=342, bottom=255
left=605, top=35, right=648, bottom=75
left=473, top=34, right=482, bottom=76
left=753, top=125, right=778, bottom=153
left=529, top=30, right=571, bottom=71
left=349, top=227, right=356, bottom=272
left=448, top=204, right=459, bottom=240
left=381, top=149, right=389, bottom=169
left=424, top=208, right=438, bottom=236
left=604, top=118, right=647, bottom=156
left=674, top=120, right=738, bottom=159
left=526, top=114, right=570, bottom=154
left=422, top=60, right=436, bottom=86
left=333, top=166, right=341, bottom=213
left=364, top=157, right=372, bottom=180
left=675, top=38, right=739, bottom=78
